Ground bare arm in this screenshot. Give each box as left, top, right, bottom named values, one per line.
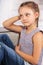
left=15, top=32, right=42, bottom=65
left=3, top=16, right=22, bottom=33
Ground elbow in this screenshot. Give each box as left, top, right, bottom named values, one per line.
left=28, top=58, right=38, bottom=65
left=33, top=61, right=38, bottom=65
left=3, top=22, right=7, bottom=27
left=3, top=21, right=9, bottom=28
left=32, top=59, right=38, bottom=65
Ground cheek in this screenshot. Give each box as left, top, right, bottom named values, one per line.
left=29, top=15, right=35, bottom=21
left=27, top=17, right=35, bottom=24
left=27, top=21, right=32, bottom=25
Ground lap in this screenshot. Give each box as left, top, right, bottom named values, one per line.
left=0, top=42, right=24, bottom=65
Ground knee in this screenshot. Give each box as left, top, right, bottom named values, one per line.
left=0, top=34, right=9, bottom=40
left=0, top=34, right=8, bottom=39
left=1, top=34, right=9, bottom=38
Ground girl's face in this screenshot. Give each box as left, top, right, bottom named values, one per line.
left=19, top=6, right=39, bottom=27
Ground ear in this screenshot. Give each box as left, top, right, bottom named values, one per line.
left=35, top=12, right=39, bottom=19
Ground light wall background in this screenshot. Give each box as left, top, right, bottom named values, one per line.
left=0, top=0, right=43, bottom=30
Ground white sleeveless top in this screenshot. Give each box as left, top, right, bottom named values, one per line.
left=19, top=28, right=43, bottom=65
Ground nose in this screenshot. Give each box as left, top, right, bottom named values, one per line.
left=22, top=15, right=26, bottom=20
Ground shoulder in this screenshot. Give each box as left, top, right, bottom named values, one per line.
left=33, top=31, right=42, bottom=39
left=32, top=31, right=42, bottom=45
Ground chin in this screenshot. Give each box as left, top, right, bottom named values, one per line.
left=24, top=24, right=30, bottom=27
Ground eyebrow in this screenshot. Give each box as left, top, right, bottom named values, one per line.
left=20, top=13, right=30, bottom=15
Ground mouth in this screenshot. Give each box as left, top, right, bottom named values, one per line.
left=22, top=21, right=28, bottom=23
left=23, top=22, right=27, bottom=23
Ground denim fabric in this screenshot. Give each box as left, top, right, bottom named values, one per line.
left=0, top=44, right=4, bottom=64
left=0, top=34, right=24, bottom=65
left=0, top=34, right=14, bottom=49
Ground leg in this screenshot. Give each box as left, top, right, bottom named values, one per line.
left=0, top=42, right=4, bottom=64
left=0, top=42, right=24, bottom=65
left=0, top=34, right=14, bottom=49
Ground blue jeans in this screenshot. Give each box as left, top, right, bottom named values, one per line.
left=0, top=34, right=24, bottom=65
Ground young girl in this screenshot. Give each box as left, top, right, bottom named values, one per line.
left=3, top=1, right=43, bottom=65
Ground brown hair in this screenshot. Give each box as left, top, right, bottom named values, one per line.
left=18, top=1, right=40, bottom=27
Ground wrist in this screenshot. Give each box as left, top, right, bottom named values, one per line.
left=16, top=49, right=20, bottom=54
left=15, top=16, right=20, bottom=20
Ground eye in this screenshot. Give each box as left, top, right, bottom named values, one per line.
left=25, top=13, right=30, bottom=16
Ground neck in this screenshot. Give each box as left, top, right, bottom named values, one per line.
left=25, top=23, right=37, bottom=33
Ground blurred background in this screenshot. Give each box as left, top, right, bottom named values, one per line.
left=0, top=0, right=43, bottom=30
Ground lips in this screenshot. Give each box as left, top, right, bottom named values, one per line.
left=22, top=21, right=27, bottom=23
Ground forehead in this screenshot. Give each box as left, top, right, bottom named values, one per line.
left=19, top=6, right=34, bottom=14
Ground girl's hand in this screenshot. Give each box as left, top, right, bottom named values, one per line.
left=15, top=44, right=20, bottom=53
